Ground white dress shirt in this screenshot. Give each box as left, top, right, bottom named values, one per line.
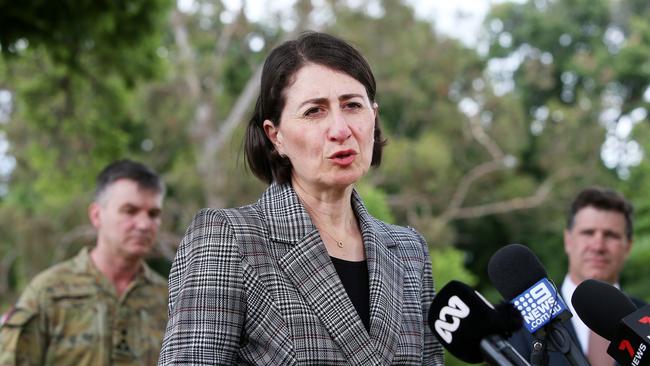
left=561, top=275, right=620, bottom=354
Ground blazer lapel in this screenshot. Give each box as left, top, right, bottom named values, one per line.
left=278, top=230, right=382, bottom=364
left=354, top=191, right=404, bottom=365
left=262, top=184, right=404, bottom=364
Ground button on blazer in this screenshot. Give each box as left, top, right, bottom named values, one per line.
left=158, top=183, right=444, bottom=365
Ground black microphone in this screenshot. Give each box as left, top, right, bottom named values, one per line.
left=429, top=280, right=530, bottom=366
left=572, top=279, right=650, bottom=366
left=488, top=244, right=589, bottom=366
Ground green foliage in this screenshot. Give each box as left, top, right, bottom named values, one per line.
left=355, top=182, right=395, bottom=224
left=2, top=51, right=148, bottom=213
left=616, top=123, right=650, bottom=301
left=430, top=247, right=478, bottom=366
left=0, top=0, right=171, bottom=82
left=477, top=0, right=650, bottom=298
left=379, top=133, right=453, bottom=196
left=0, top=0, right=174, bottom=299
left=621, top=236, right=650, bottom=302
left=487, top=0, right=611, bottom=108
left=330, top=3, right=484, bottom=138
left=430, top=247, right=477, bottom=290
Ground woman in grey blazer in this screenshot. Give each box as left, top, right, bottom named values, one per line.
left=159, top=31, right=444, bottom=365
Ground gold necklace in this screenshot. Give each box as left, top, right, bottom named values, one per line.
left=318, top=225, right=344, bottom=248
left=299, top=197, right=345, bottom=248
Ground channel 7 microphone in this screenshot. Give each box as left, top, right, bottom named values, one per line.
left=487, top=244, right=589, bottom=366
left=428, top=280, right=530, bottom=366
left=572, top=279, right=650, bottom=366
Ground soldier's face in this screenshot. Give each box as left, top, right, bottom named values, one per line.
left=90, top=179, right=163, bottom=260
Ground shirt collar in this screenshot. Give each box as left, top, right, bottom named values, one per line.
left=562, top=275, right=620, bottom=353
left=74, top=246, right=154, bottom=284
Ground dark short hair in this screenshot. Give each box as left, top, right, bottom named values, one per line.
left=95, top=159, right=165, bottom=200
left=566, top=187, right=634, bottom=240
left=245, top=31, right=387, bottom=184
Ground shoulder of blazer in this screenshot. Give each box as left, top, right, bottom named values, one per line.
left=378, top=220, right=422, bottom=244
left=177, top=206, right=266, bottom=264
left=189, top=204, right=267, bottom=244
left=350, top=189, right=427, bottom=251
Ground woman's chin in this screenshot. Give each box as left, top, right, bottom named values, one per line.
left=329, top=172, right=364, bottom=188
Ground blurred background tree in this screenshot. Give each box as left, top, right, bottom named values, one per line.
left=0, top=0, right=172, bottom=290
left=1, top=0, right=649, bottom=363
left=482, top=0, right=650, bottom=300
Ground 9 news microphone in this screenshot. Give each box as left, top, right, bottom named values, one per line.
left=488, top=244, right=589, bottom=366
left=572, top=279, right=650, bottom=366
left=428, top=280, right=530, bottom=366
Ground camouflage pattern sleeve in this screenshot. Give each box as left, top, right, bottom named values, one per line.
left=0, top=281, right=49, bottom=366
left=0, top=306, right=44, bottom=366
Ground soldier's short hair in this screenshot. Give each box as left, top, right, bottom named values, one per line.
left=95, top=160, right=165, bottom=201
left=566, top=186, right=634, bottom=240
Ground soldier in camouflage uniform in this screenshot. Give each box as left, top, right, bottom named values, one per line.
left=0, top=160, right=168, bottom=366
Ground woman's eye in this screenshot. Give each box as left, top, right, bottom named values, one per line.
left=344, top=102, right=362, bottom=110
left=304, top=107, right=324, bottom=117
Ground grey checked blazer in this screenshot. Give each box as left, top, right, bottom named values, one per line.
left=159, top=183, right=444, bottom=365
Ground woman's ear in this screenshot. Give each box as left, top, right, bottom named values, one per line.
left=372, top=102, right=379, bottom=118
left=263, top=120, right=282, bottom=152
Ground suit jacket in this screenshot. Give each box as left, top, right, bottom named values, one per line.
left=508, top=283, right=646, bottom=366
left=158, top=183, right=444, bottom=365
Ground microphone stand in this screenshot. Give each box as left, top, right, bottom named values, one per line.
left=529, top=322, right=589, bottom=366
left=482, top=335, right=531, bottom=366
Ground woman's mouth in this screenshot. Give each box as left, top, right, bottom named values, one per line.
left=329, top=150, right=357, bottom=166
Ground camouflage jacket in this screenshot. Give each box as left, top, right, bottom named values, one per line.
left=0, top=247, right=168, bottom=366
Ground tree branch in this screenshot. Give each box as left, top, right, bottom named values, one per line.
left=194, top=2, right=316, bottom=207
left=0, top=251, right=17, bottom=297
left=153, top=230, right=183, bottom=261
left=50, top=225, right=95, bottom=264
left=438, top=107, right=511, bottom=222
left=443, top=159, right=509, bottom=219
left=171, top=9, right=200, bottom=99
left=468, top=112, right=504, bottom=160
left=443, top=167, right=576, bottom=221
left=447, top=176, right=554, bottom=220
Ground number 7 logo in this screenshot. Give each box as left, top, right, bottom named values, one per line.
left=619, top=340, right=634, bottom=358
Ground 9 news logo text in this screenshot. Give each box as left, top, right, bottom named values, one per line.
left=513, top=279, right=567, bottom=333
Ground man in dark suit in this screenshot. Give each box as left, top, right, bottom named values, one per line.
left=509, top=187, right=644, bottom=366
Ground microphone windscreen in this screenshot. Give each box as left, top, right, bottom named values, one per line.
left=493, top=302, right=524, bottom=334
left=487, top=244, right=548, bottom=300
left=429, top=280, right=523, bottom=363
left=571, top=279, right=638, bottom=340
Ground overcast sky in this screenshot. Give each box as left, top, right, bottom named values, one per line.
left=408, top=0, right=495, bottom=46
left=188, top=0, right=511, bottom=46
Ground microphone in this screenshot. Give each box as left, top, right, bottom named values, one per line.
left=428, top=280, right=530, bottom=365
left=488, top=244, right=571, bottom=332
left=488, top=244, right=589, bottom=366
left=572, top=279, right=649, bottom=366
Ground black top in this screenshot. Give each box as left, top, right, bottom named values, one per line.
left=330, top=256, right=370, bottom=332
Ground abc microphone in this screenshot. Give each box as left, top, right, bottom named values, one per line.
left=488, top=244, right=589, bottom=366
left=572, top=279, right=650, bottom=366
left=428, top=280, right=530, bottom=366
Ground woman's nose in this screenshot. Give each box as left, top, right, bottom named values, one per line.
left=328, top=110, right=352, bottom=141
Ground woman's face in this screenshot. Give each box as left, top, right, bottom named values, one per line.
left=264, top=63, right=377, bottom=192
